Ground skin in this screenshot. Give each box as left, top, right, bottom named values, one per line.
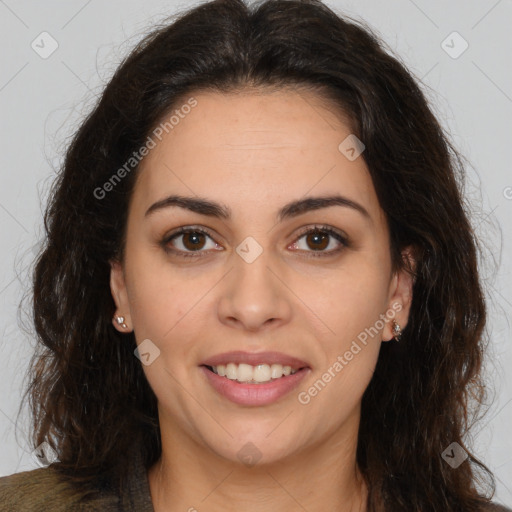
left=110, top=86, right=414, bottom=512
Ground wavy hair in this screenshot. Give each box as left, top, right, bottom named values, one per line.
left=18, top=0, right=496, bottom=509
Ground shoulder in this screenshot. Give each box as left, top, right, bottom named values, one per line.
left=0, top=465, right=82, bottom=511
left=0, top=465, right=119, bottom=512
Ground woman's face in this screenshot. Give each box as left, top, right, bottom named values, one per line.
left=110, top=87, right=413, bottom=466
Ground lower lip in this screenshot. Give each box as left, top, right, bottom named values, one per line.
left=200, top=366, right=310, bottom=406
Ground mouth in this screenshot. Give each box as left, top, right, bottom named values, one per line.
left=202, top=363, right=304, bottom=384
left=200, top=361, right=311, bottom=406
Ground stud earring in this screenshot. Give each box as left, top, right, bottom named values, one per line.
left=115, top=315, right=128, bottom=329
left=392, top=320, right=402, bottom=342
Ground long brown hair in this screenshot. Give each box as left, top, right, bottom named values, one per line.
left=18, top=0, right=496, bottom=509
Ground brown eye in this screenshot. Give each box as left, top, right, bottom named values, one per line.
left=305, top=231, right=329, bottom=251
left=291, top=226, right=349, bottom=257
left=181, top=231, right=207, bottom=251
left=161, top=227, right=223, bottom=258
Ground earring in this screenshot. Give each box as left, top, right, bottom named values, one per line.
left=392, top=320, right=402, bottom=342
left=115, top=315, right=128, bottom=329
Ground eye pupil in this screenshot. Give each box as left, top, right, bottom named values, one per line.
left=183, top=232, right=206, bottom=251
left=307, top=232, right=329, bottom=250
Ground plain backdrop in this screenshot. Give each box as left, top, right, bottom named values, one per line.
left=0, top=0, right=511, bottom=505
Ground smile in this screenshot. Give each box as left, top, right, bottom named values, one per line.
left=207, top=363, right=299, bottom=384
left=201, top=365, right=310, bottom=406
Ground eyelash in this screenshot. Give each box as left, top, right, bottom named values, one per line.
left=160, top=224, right=349, bottom=259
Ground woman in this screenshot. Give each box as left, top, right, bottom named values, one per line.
left=0, top=0, right=509, bottom=510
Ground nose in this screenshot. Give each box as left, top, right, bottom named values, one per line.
left=216, top=247, right=293, bottom=333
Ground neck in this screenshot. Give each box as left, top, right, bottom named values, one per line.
left=148, top=410, right=367, bottom=512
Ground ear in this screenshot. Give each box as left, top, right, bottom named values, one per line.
left=110, top=258, right=133, bottom=333
left=382, top=246, right=415, bottom=342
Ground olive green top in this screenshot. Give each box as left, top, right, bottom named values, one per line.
left=0, top=449, right=511, bottom=511
left=0, top=447, right=154, bottom=511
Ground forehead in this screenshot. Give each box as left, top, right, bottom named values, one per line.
left=131, top=88, right=383, bottom=224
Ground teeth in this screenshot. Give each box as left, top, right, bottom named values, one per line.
left=211, top=363, right=299, bottom=383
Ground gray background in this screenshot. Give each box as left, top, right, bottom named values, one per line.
left=0, top=0, right=511, bottom=505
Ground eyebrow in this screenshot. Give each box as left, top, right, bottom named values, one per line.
left=144, top=194, right=371, bottom=222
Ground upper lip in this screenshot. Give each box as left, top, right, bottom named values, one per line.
left=200, top=351, right=310, bottom=369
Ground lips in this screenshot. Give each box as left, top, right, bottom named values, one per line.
left=200, top=350, right=310, bottom=369
left=200, top=365, right=311, bottom=406
left=199, top=350, right=311, bottom=405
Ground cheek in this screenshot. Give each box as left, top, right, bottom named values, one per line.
left=124, top=247, right=194, bottom=339
left=302, top=260, right=391, bottom=344
left=297, top=268, right=387, bottom=415
left=128, top=280, right=196, bottom=342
